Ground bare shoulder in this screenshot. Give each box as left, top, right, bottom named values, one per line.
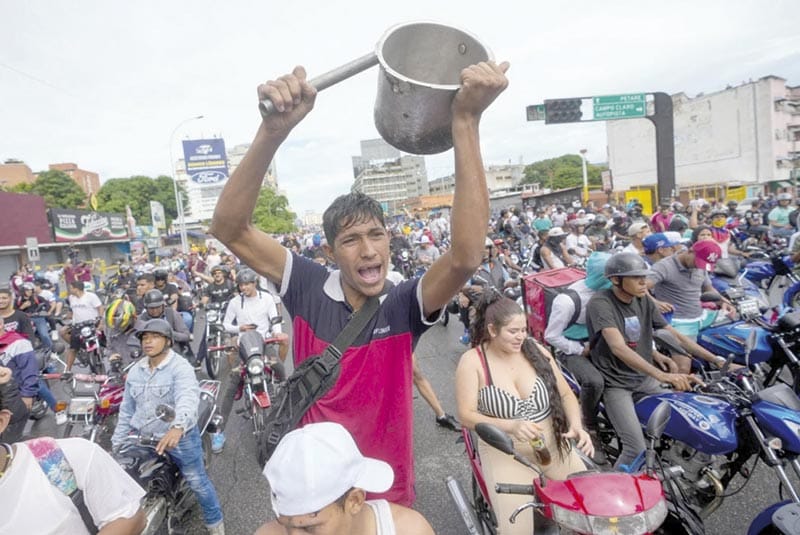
left=456, top=346, right=481, bottom=369
left=388, top=503, right=435, bottom=534
left=253, top=520, right=284, bottom=535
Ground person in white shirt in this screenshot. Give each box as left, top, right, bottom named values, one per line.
left=622, top=222, right=651, bottom=256
left=64, top=281, right=103, bottom=372
left=256, top=422, right=434, bottom=535
left=0, top=366, right=146, bottom=534
left=223, top=268, right=287, bottom=362
left=565, top=219, right=593, bottom=258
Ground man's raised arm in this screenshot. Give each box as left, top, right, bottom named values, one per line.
left=210, top=66, right=317, bottom=285
left=421, top=61, right=509, bottom=317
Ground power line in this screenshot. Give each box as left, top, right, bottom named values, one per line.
left=0, top=60, right=79, bottom=98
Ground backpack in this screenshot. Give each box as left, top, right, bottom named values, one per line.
left=27, top=436, right=98, bottom=534
left=522, top=267, right=586, bottom=343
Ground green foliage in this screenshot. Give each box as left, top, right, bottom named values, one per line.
left=19, top=170, right=87, bottom=208
left=96, top=175, right=185, bottom=225
left=9, top=182, right=34, bottom=193
left=521, top=154, right=606, bottom=191
left=251, top=188, right=296, bottom=234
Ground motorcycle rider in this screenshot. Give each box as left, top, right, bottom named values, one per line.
left=223, top=268, right=288, bottom=365
left=15, top=282, right=53, bottom=351
left=199, top=265, right=236, bottom=307
left=768, top=192, right=796, bottom=238
left=544, top=252, right=611, bottom=464
left=622, top=221, right=651, bottom=255
left=111, top=319, right=224, bottom=535
left=0, top=316, right=38, bottom=442
left=138, top=289, right=192, bottom=356
left=642, top=232, right=681, bottom=266
left=539, top=227, right=574, bottom=269
left=412, top=235, right=440, bottom=271
left=63, top=281, right=103, bottom=374
left=133, top=272, right=156, bottom=314
left=587, top=252, right=702, bottom=468
left=258, top=422, right=434, bottom=535
left=585, top=214, right=611, bottom=251
left=0, top=287, right=36, bottom=342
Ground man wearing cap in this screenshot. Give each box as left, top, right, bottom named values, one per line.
left=622, top=222, right=651, bottom=255
left=257, top=422, right=434, bottom=535
left=648, top=240, right=736, bottom=343
left=769, top=193, right=796, bottom=238
left=642, top=232, right=680, bottom=266
left=412, top=235, right=440, bottom=269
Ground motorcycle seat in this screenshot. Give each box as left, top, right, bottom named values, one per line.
left=756, top=383, right=800, bottom=411
left=778, top=312, right=800, bottom=332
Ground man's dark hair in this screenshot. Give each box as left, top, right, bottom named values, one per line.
left=0, top=288, right=11, bottom=296
left=69, top=280, right=85, bottom=291
left=136, top=272, right=155, bottom=284
left=333, top=487, right=355, bottom=510
left=322, top=191, right=385, bottom=246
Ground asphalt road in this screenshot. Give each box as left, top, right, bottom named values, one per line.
left=27, top=312, right=800, bottom=534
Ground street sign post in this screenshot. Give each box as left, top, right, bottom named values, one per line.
left=25, top=237, right=40, bottom=262
left=526, top=91, right=675, bottom=206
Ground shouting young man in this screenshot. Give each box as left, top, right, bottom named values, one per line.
left=210, top=61, right=508, bottom=505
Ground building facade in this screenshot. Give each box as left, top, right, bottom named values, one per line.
left=606, top=76, right=800, bottom=199
left=49, top=163, right=101, bottom=195
left=0, top=160, right=36, bottom=189
left=351, top=139, right=429, bottom=214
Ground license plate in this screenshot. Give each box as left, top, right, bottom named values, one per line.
left=68, top=397, right=96, bottom=416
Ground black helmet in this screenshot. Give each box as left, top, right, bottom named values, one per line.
left=210, top=264, right=230, bottom=276
left=119, top=264, right=131, bottom=275
left=135, top=318, right=173, bottom=344
left=154, top=268, right=168, bottom=281
left=604, top=252, right=651, bottom=278
left=727, top=200, right=738, bottom=208
left=593, top=215, right=607, bottom=226
left=143, top=288, right=165, bottom=308
left=236, top=268, right=258, bottom=285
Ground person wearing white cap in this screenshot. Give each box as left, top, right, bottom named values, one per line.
left=412, top=234, right=440, bottom=270
left=257, top=422, right=434, bottom=535
left=621, top=222, right=651, bottom=256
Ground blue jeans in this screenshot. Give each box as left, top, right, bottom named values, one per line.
left=38, top=379, right=57, bottom=411
left=168, top=427, right=223, bottom=526
left=180, top=311, right=194, bottom=332
left=32, top=316, right=53, bottom=350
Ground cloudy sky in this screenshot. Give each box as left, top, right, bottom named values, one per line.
left=3, top=1, right=799, bottom=214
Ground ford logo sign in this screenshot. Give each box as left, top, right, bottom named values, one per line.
left=196, top=144, right=214, bottom=155
left=191, top=171, right=227, bottom=184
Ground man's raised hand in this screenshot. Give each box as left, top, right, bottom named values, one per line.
left=257, top=66, right=318, bottom=137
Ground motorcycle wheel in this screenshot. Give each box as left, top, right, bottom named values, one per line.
left=97, top=413, right=118, bottom=451
left=254, top=407, right=269, bottom=467
left=88, top=351, right=104, bottom=375
left=205, top=332, right=222, bottom=379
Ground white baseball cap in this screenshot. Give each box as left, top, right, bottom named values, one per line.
left=263, top=422, right=394, bottom=516
left=419, top=235, right=431, bottom=244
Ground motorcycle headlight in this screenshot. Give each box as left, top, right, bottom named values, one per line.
left=551, top=498, right=667, bottom=535
left=247, top=356, right=265, bottom=376
left=80, top=326, right=92, bottom=337
left=207, top=310, right=218, bottom=323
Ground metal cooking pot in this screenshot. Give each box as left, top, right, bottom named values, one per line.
left=258, top=21, right=493, bottom=155
left=374, top=21, right=493, bottom=155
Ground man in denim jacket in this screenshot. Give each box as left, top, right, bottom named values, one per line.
left=111, top=319, right=224, bottom=535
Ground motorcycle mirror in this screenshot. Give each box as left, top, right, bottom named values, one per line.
left=155, top=404, right=176, bottom=423
left=270, top=316, right=283, bottom=326
left=700, top=291, right=722, bottom=303
left=475, top=423, right=515, bottom=455
left=645, top=401, right=671, bottom=441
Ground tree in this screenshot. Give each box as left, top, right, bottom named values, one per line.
left=521, top=154, right=606, bottom=191
left=96, top=175, right=185, bottom=226
left=20, top=170, right=87, bottom=209
left=251, top=188, right=296, bottom=234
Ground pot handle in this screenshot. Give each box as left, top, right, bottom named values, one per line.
left=259, top=52, right=378, bottom=118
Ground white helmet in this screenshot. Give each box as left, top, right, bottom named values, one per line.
left=778, top=192, right=793, bottom=201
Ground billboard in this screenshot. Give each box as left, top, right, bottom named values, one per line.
left=182, top=138, right=229, bottom=186
left=0, top=192, right=52, bottom=246
left=50, top=209, right=129, bottom=242
left=150, top=200, right=166, bottom=229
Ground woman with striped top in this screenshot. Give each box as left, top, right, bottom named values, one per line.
left=455, top=291, right=594, bottom=534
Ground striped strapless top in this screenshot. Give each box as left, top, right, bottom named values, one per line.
left=476, top=345, right=552, bottom=423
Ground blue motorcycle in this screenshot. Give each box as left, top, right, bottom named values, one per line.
left=709, top=257, right=768, bottom=310
left=743, top=253, right=800, bottom=310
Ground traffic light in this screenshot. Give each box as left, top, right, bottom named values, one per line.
left=544, top=98, right=583, bottom=124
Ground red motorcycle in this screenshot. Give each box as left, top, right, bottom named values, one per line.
left=447, top=404, right=681, bottom=534
left=47, top=357, right=131, bottom=450
left=233, top=322, right=286, bottom=467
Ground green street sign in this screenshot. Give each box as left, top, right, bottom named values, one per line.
left=592, top=93, right=646, bottom=120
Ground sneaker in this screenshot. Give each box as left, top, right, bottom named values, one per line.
left=459, top=331, right=470, bottom=345
left=55, top=411, right=68, bottom=426
left=207, top=521, right=225, bottom=535
left=211, top=431, right=226, bottom=453
left=435, top=413, right=461, bottom=432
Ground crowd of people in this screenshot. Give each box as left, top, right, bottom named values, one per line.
left=2, top=54, right=800, bottom=535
